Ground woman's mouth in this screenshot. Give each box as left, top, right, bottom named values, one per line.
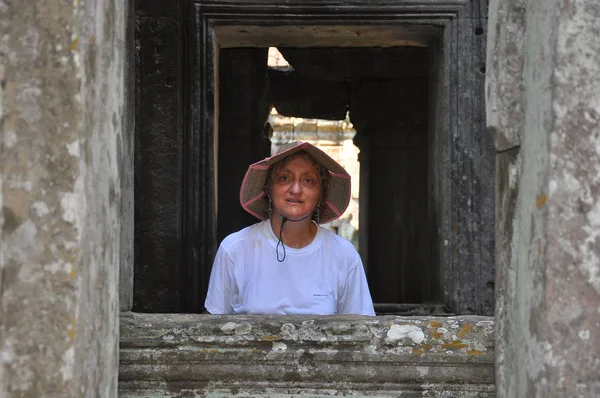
left=285, top=199, right=303, bottom=204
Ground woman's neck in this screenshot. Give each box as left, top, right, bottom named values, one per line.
left=270, top=213, right=317, bottom=249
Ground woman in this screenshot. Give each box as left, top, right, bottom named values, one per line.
left=204, top=141, right=375, bottom=316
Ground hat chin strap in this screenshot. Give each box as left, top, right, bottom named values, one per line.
left=274, top=211, right=312, bottom=262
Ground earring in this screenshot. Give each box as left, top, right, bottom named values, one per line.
left=267, top=197, right=273, bottom=218
left=313, top=208, right=320, bottom=223
left=313, top=198, right=322, bottom=223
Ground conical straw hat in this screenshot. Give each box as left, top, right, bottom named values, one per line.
left=240, top=141, right=351, bottom=224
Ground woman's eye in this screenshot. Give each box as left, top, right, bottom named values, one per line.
left=305, top=178, right=313, bottom=183
left=279, top=175, right=289, bottom=181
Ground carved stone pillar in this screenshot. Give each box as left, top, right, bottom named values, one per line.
left=133, top=0, right=184, bottom=312
left=352, top=131, right=371, bottom=273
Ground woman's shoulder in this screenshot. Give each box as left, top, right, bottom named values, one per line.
left=220, top=221, right=265, bottom=251
left=318, top=226, right=359, bottom=257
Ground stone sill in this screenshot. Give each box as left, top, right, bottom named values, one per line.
left=119, top=312, right=495, bottom=397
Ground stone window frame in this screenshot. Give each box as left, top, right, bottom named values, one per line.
left=120, top=1, right=494, bottom=395
left=183, top=0, right=493, bottom=315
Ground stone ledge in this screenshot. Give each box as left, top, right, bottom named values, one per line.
left=119, top=313, right=494, bottom=397
left=120, top=381, right=494, bottom=397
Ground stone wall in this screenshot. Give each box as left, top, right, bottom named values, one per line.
left=119, top=313, right=495, bottom=397
left=488, top=0, right=600, bottom=396
left=0, top=0, right=131, bottom=396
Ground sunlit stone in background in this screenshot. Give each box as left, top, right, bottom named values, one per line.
left=267, top=47, right=292, bottom=69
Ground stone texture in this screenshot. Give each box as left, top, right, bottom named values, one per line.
left=485, top=0, right=525, bottom=151
left=134, top=13, right=184, bottom=313
left=0, top=0, right=129, bottom=396
left=120, top=0, right=136, bottom=312
left=493, top=147, right=520, bottom=395
left=452, top=12, right=496, bottom=316
left=119, top=313, right=495, bottom=397
left=488, top=0, right=600, bottom=396
left=216, top=25, right=438, bottom=48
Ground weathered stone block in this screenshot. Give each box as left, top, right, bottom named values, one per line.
left=0, top=0, right=129, bottom=396
left=486, top=0, right=525, bottom=151
left=489, top=0, right=600, bottom=396
left=119, top=313, right=495, bottom=397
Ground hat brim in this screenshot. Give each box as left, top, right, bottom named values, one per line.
left=240, top=141, right=351, bottom=224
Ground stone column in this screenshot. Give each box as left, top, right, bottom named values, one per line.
left=488, top=0, right=600, bottom=396
left=352, top=131, right=371, bottom=273
left=133, top=0, right=185, bottom=313
left=0, top=0, right=129, bottom=396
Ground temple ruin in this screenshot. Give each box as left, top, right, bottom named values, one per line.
left=1, top=0, right=599, bottom=397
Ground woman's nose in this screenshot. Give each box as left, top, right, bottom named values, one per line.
left=290, top=179, right=302, bottom=193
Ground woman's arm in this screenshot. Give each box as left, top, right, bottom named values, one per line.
left=338, top=254, right=376, bottom=316
left=204, top=245, right=236, bottom=314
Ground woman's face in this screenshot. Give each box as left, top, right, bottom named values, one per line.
left=271, top=156, right=322, bottom=221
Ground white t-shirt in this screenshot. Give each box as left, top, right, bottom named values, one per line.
left=204, top=220, right=375, bottom=316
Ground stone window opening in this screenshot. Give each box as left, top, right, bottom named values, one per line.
left=124, top=1, right=495, bottom=395
left=133, top=1, right=493, bottom=317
